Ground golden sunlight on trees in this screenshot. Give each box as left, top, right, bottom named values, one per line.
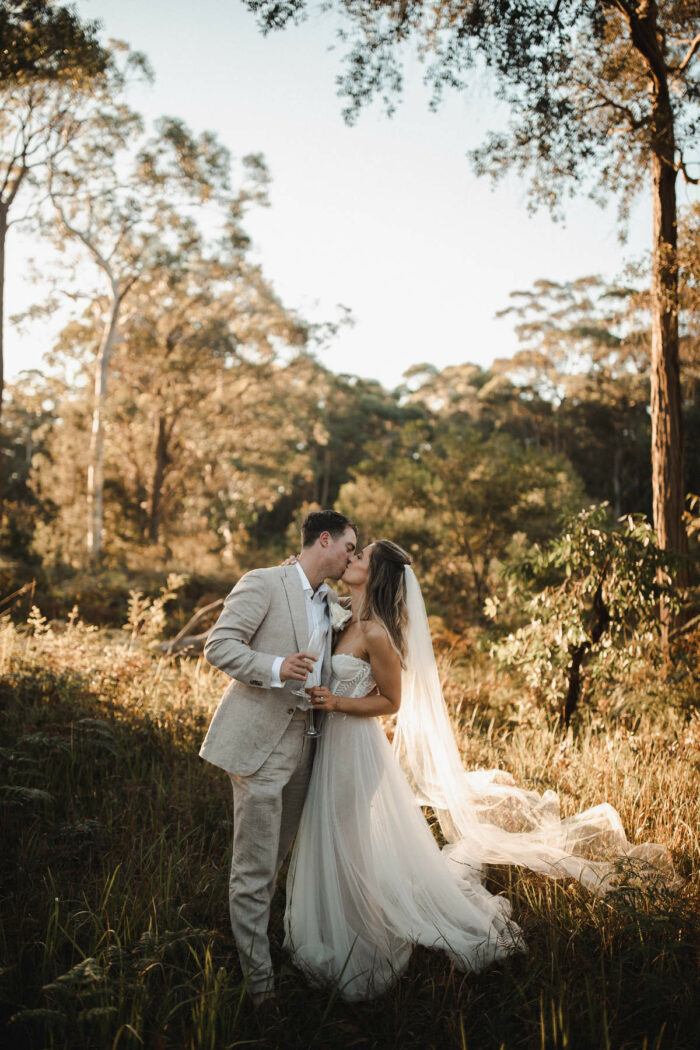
left=1, top=6, right=697, bottom=674
left=0, top=9, right=110, bottom=513
left=8, top=215, right=699, bottom=601
left=339, top=417, right=584, bottom=619
left=245, top=0, right=700, bottom=563
left=2, top=13, right=700, bottom=1049
left=36, top=48, right=273, bottom=563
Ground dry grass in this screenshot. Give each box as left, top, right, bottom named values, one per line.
left=1, top=613, right=699, bottom=1050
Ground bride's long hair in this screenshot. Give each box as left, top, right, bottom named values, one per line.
left=360, top=539, right=412, bottom=663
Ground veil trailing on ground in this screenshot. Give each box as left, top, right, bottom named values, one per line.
left=392, top=567, right=675, bottom=894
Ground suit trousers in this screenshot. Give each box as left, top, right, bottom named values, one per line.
left=228, top=710, right=314, bottom=994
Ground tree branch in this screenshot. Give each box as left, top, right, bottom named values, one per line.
left=612, top=0, right=669, bottom=87
left=669, top=612, right=700, bottom=639
left=119, top=270, right=141, bottom=302
left=106, top=217, right=139, bottom=262
left=677, top=151, right=700, bottom=185
left=670, top=32, right=700, bottom=76
left=50, top=190, right=115, bottom=283
left=3, top=162, right=29, bottom=210
left=159, top=597, right=224, bottom=655
left=570, top=70, right=647, bottom=131
left=2, top=132, right=25, bottom=196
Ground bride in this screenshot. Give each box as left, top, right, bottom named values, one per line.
left=284, top=540, right=674, bottom=1001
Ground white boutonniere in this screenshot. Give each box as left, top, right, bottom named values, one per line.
left=329, top=602, right=352, bottom=632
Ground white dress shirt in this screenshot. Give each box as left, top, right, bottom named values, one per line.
left=270, top=562, right=329, bottom=696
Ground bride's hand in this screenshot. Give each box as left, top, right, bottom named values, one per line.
left=280, top=554, right=298, bottom=566
left=308, top=686, right=340, bottom=712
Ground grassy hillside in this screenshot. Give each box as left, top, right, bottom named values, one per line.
left=1, top=614, right=698, bottom=1050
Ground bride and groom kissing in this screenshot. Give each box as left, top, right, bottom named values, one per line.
left=199, top=509, right=674, bottom=1007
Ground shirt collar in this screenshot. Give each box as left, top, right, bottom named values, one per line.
left=295, top=560, right=329, bottom=599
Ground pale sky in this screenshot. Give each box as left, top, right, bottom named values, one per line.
left=7, top=0, right=699, bottom=390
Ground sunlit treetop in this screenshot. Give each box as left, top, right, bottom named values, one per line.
left=245, top=0, right=700, bottom=209
left=0, top=0, right=107, bottom=83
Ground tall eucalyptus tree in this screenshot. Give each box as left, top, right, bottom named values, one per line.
left=46, top=96, right=267, bottom=561
left=245, top=0, right=699, bottom=559
left=110, top=217, right=308, bottom=545
left=0, top=6, right=111, bottom=513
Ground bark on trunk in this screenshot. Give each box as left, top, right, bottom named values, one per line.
left=622, top=2, right=689, bottom=645
left=148, top=412, right=169, bottom=543
left=0, top=158, right=27, bottom=524
left=628, top=2, right=687, bottom=560
left=87, top=292, right=120, bottom=563
left=650, top=120, right=685, bottom=560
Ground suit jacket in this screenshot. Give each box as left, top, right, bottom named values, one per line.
left=199, top=564, right=337, bottom=776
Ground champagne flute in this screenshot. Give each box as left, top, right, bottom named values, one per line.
left=290, top=625, right=326, bottom=741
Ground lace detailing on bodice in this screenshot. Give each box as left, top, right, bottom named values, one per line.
left=330, top=654, right=375, bottom=699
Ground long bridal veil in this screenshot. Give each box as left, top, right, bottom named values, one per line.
left=392, top=567, right=676, bottom=893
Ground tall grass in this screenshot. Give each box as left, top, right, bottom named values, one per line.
left=1, top=613, right=698, bottom=1049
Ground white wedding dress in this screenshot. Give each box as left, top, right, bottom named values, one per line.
left=284, top=654, right=524, bottom=1001
left=284, top=569, right=676, bottom=1002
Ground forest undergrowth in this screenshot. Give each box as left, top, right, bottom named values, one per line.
left=1, top=613, right=699, bottom=1050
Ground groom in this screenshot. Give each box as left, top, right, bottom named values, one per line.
left=200, top=510, right=357, bottom=1004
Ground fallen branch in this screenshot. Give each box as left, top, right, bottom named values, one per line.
left=0, top=580, right=36, bottom=609
left=156, top=630, right=211, bottom=656
left=159, top=598, right=223, bottom=655
left=669, top=612, right=700, bottom=639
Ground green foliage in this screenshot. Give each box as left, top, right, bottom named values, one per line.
left=0, top=1, right=107, bottom=83
left=244, top=0, right=696, bottom=564
left=491, top=505, right=680, bottom=718
left=339, top=417, right=585, bottom=621
left=245, top=2, right=699, bottom=211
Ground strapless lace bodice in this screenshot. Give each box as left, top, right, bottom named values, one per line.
left=330, top=654, right=375, bottom=699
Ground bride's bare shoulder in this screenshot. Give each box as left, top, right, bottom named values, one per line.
left=361, top=620, right=400, bottom=663
left=359, top=618, right=384, bottom=640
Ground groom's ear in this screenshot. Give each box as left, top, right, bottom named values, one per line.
left=318, top=531, right=331, bottom=549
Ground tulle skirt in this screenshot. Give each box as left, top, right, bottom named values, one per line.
left=284, top=712, right=523, bottom=1001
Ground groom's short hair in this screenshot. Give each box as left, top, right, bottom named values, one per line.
left=301, top=510, right=357, bottom=548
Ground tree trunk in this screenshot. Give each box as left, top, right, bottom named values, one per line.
left=650, top=114, right=686, bottom=559
left=622, top=2, right=689, bottom=645
left=458, top=529, right=486, bottom=609
left=612, top=444, right=623, bottom=519
left=86, top=292, right=120, bottom=563
left=0, top=157, right=27, bottom=525
left=148, top=411, right=169, bottom=543
left=562, top=557, right=610, bottom=724
left=627, top=3, right=687, bottom=560
left=0, top=204, right=6, bottom=520
left=320, top=447, right=331, bottom=506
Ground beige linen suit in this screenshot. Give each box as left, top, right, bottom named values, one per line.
left=200, top=565, right=336, bottom=994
